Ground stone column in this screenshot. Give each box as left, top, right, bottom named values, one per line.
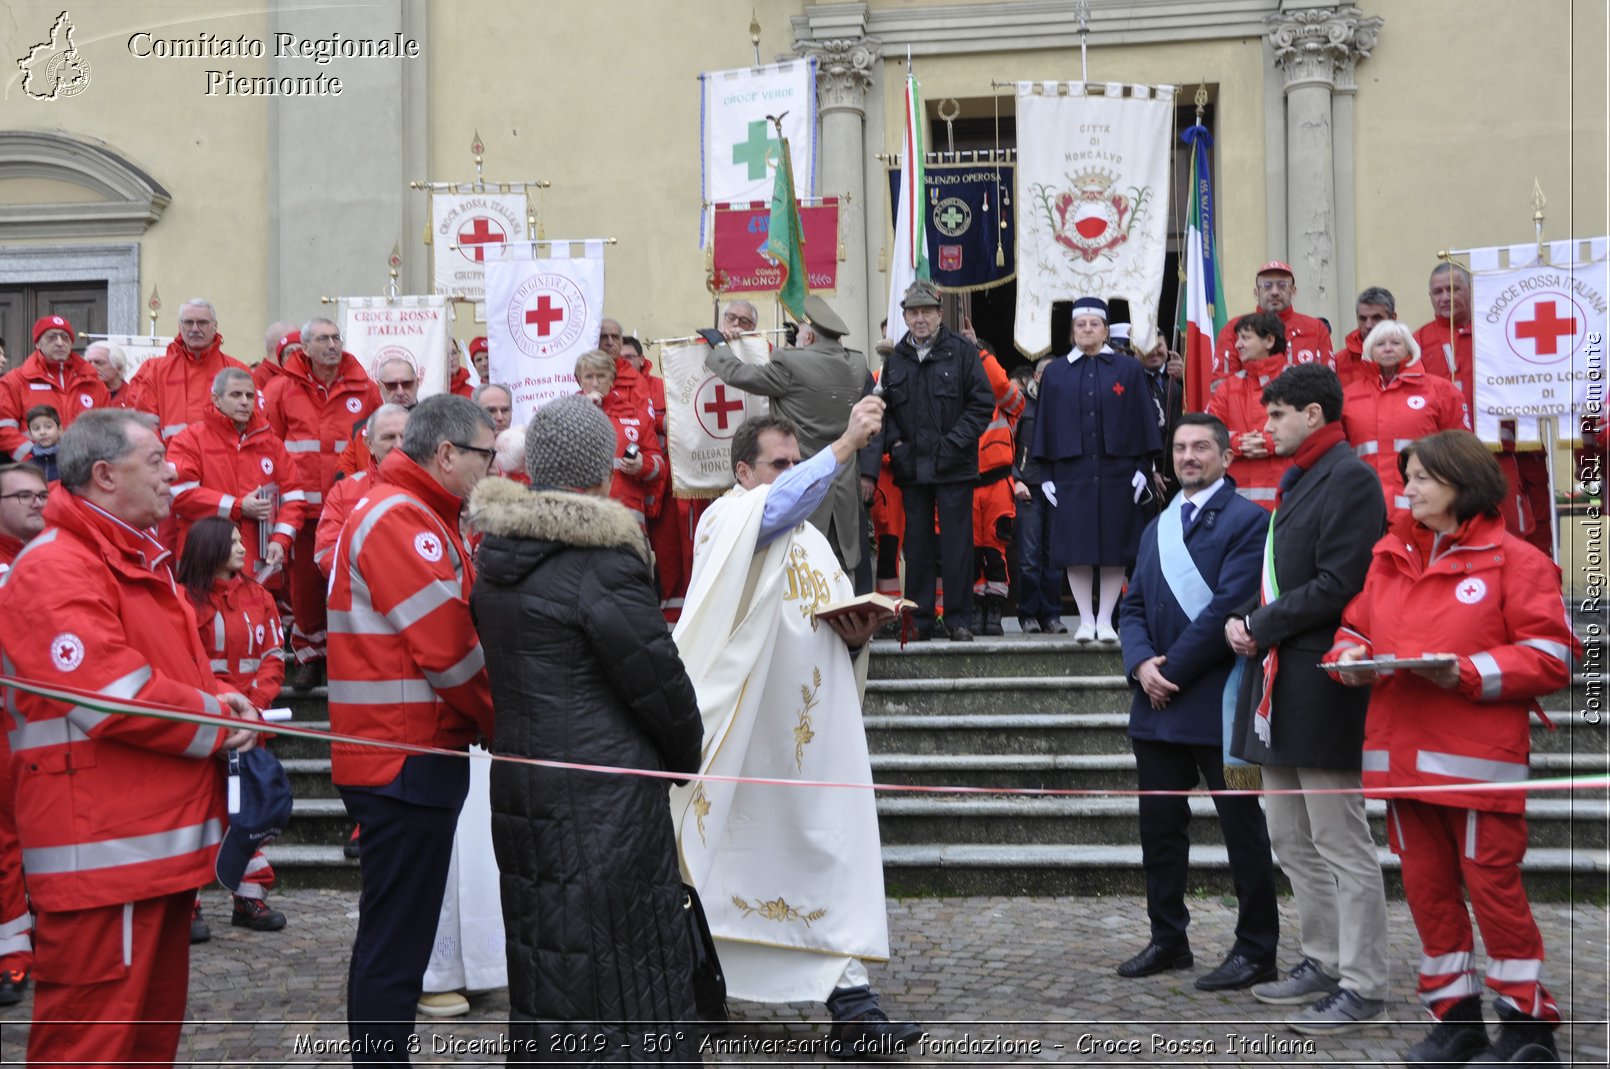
left=793, top=36, right=880, bottom=346
left=1266, top=5, right=1383, bottom=330
left=1330, top=14, right=1381, bottom=314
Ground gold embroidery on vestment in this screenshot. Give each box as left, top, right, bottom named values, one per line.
left=691, top=784, right=712, bottom=845
left=792, top=667, right=822, bottom=771
left=781, top=543, right=832, bottom=620
left=730, top=894, right=829, bottom=927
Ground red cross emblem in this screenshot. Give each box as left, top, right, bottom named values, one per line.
left=702, top=385, right=745, bottom=430
left=1513, top=300, right=1578, bottom=357
left=458, top=217, right=506, bottom=263
left=1111, top=382, right=1125, bottom=396
left=525, top=295, right=565, bottom=337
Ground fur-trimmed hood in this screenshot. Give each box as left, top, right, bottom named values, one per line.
left=468, top=476, right=649, bottom=563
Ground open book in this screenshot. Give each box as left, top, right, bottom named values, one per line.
left=813, top=592, right=917, bottom=626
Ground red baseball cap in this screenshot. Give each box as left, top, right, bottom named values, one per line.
left=1256, top=261, right=1295, bottom=278
left=275, top=330, right=302, bottom=360
left=469, top=336, right=489, bottom=356
left=32, top=314, right=73, bottom=344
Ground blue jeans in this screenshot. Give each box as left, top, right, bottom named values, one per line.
left=1015, top=488, right=1062, bottom=620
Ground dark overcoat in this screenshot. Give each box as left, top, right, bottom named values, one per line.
left=880, top=325, right=995, bottom=485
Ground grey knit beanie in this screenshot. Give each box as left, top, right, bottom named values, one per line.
left=526, top=393, right=617, bottom=490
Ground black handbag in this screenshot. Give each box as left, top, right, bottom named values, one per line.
left=681, top=883, right=728, bottom=1023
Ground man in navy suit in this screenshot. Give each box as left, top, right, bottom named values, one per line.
left=1115, top=413, right=1279, bottom=989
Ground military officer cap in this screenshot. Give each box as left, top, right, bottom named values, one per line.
left=901, top=278, right=942, bottom=309
left=802, top=295, right=849, bottom=339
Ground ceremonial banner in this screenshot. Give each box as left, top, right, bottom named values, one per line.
left=432, top=191, right=528, bottom=302
left=886, top=163, right=1016, bottom=293
left=711, top=201, right=839, bottom=293
left=1014, top=82, right=1174, bottom=356
left=663, top=336, right=771, bottom=497
left=765, top=134, right=809, bottom=320
left=885, top=70, right=927, bottom=345
left=1470, top=238, right=1609, bottom=445
left=485, top=242, right=606, bottom=425
left=1177, top=123, right=1228, bottom=413
left=100, top=334, right=168, bottom=380
left=700, top=60, right=816, bottom=240
left=338, top=296, right=452, bottom=398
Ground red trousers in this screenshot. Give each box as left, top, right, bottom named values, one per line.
left=1388, top=798, right=1558, bottom=1022
left=0, top=753, right=30, bottom=977
left=29, top=891, right=194, bottom=1066
left=648, top=498, right=710, bottom=623
left=1499, top=451, right=1555, bottom=556
left=288, top=522, right=327, bottom=664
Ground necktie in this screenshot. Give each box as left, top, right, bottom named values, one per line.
left=1181, top=500, right=1196, bottom=527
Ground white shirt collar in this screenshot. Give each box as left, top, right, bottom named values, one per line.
left=1180, top=477, right=1225, bottom=516
left=1066, top=345, right=1112, bottom=364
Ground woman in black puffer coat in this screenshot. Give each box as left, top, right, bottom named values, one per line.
left=467, top=394, right=703, bottom=1064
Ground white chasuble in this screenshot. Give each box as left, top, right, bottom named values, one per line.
left=671, top=483, right=889, bottom=1004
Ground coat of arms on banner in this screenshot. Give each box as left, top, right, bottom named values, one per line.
left=504, top=272, right=591, bottom=358
left=663, top=336, right=772, bottom=497
left=1014, top=83, right=1174, bottom=356
left=432, top=192, right=528, bottom=301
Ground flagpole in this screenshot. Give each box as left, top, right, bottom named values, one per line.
left=1077, top=0, right=1089, bottom=81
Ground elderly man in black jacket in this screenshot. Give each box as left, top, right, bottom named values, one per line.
left=881, top=279, right=995, bottom=641
left=1225, top=363, right=1390, bottom=1037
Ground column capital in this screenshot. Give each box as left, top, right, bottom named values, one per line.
left=1265, top=5, right=1383, bottom=94
left=792, top=36, right=882, bottom=116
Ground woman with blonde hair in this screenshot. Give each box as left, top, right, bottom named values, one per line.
left=573, top=348, right=664, bottom=523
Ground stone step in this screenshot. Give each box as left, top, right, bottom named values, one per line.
left=864, top=675, right=1133, bottom=715
left=873, top=796, right=1607, bottom=850
left=259, top=839, right=1606, bottom=900
left=867, top=637, right=1126, bottom=678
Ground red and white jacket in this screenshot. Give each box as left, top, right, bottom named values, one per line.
left=1205, top=355, right=1296, bottom=512
left=167, top=406, right=310, bottom=572
left=262, top=350, right=382, bottom=513
left=1334, top=513, right=1579, bottom=814
left=1342, top=365, right=1471, bottom=523
left=601, top=389, right=665, bottom=519
left=316, top=467, right=376, bottom=577
left=1212, top=307, right=1335, bottom=390
left=193, top=574, right=286, bottom=710
left=1332, top=330, right=1374, bottom=390
left=0, top=491, right=233, bottom=911
left=124, top=334, right=252, bottom=442
left=0, top=350, right=112, bottom=461
left=1414, top=317, right=1474, bottom=414
left=326, top=450, right=493, bottom=788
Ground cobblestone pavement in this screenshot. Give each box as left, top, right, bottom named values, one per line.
left=0, top=889, right=1604, bottom=1066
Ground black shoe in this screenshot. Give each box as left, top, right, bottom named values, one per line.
left=231, top=895, right=287, bottom=932
left=908, top=627, right=932, bottom=643
left=1405, top=996, right=1490, bottom=1068
left=1117, top=942, right=1194, bottom=978
left=948, top=625, right=974, bottom=643
left=1470, top=1001, right=1559, bottom=1064
left=874, top=619, right=900, bottom=640
left=190, top=901, right=211, bottom=944
left=932, top=616, right=950, bottom=639
left=982, top=596, right=1004, bottom=637
left=288, top=661, right=324, bottom=692
left=0, top=967, right=28, bottom=1007
left=1019, top=617, right=1042, bottom=634
left=1194, top=952, right=1277, bottom=991
left=827, top=1007, right=926, bottom=1061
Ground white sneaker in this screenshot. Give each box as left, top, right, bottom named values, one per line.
left=417, top=991, right=470, bottom=1017
left=1073, top=621, right=1096, bottom=643
left=1095, top=622, right=1119, bottom=644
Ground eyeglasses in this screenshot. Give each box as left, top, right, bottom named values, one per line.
left=0, top=491, right=48, bottom=505
left=1256, top=279, right=1294, bottom=292
left=380, top=379, right=417, bottom=390
left=722, top=314, right=757, bottom=329
left=179, top=319, right=215, bottom=328
left=451, top=442, right=498, bottom=470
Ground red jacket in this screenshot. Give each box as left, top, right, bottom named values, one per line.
left=1414, top=317, right=1473, bottom=412
left=124, top=335, right=251, bottom=442
left=252, top=357, right=289, bottom=393
left=194, top=574, right=286, bottom=709
left=977, top=347, right=1025, bottom=480
left=326, top=451, right=493, bottom=787
left=0, top=533, right=24, bottom=575
left=262, top=350, right=382, bottom=509
left=602, top=389, right=664, bottom=518
left=1333, top=330, right=1373, bottom=390
left=1341, top=366, right=1471, bottom=522
left=0, top=490, right=232, bottom=911
left=1204, top=355, right=1295, bottom=512
left=1213, top=308, right=1335, bottom=390
left=316, top=467, right=376, bottom=577
left=1335, top=513, right=1579, bottom=813
left=0, top=350, right=112, bottom=461
left=168, top=407, right=310, bottom=571
left=449, top=365, right=473, bottom=398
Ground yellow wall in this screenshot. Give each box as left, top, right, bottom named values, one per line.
left=1, top=1, right=271, bottom=353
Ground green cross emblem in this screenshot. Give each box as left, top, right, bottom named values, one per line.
left=938, top=205, right=967, bottom=231
left=731, top=120, right=779, bottom=181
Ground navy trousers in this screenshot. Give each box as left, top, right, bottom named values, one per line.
left=900, top=481, right=974, bottom=629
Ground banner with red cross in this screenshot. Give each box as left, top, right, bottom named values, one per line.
left=484, top=241, right=606, bottom=426
left=338, top=296, right=452, bottom=398
left=1470, top=238, right=1608, bottom=445
left=662, top=335, right=772, bottom=498
left=431, top=191, right=528, bottom=302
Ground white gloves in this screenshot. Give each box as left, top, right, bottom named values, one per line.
left=1041, top=481, right=1058, bottom=507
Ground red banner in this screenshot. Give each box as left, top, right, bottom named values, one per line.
left=712, top=199, right=838, bottom=294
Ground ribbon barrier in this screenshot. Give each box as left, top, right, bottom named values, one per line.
left=2, top=672, right=1604, bottom=801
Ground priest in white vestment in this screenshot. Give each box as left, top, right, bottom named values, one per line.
left=672, top=396, right=925, bottom=1059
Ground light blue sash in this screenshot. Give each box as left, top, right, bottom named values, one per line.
left=1156, top=492, right=1213, bottom=621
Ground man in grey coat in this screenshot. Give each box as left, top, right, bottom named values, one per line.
left=705, top=295, right=872, bottom=572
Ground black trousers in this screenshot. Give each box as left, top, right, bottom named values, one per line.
left=1131, top=736, right=1279, bottom=962
left=340, top=787, right=464, bottom=1066
left=901, top=481, right=974, bottom=628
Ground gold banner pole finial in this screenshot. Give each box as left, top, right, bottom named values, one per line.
left=147, top=287, right=161, bottom=337
left=387, top=243, right=402, bottom=302
left=1194, top=83, right=1208, bottom=123
left=1532, top=178, right=1547, bottom=258
left=750, top=9, right=762, bottom=66
left=471, top=131, right=485, bottom=193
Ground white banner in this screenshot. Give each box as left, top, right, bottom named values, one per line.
left=663, top=336, right=772, bottom=497
left=485, top=242, right=606, bottom=426
left=432, top=191, right=528, bottom=302
left=339, top=296, right=452, bottom=399
left=1014, top=82, right=1175, bottom=356
left=1472, top=240, right=1608, bottom=444
left=701, top=60, right=816, bottom=234
left=101, top=334, right=168, bottom=380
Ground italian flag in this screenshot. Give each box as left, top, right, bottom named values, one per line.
left=884, top=71, right=928, bottom=345
left=1177, top=123, right=1226, bottom=413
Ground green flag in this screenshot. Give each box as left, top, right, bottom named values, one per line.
left=765, top=134, right=808, bottom=320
